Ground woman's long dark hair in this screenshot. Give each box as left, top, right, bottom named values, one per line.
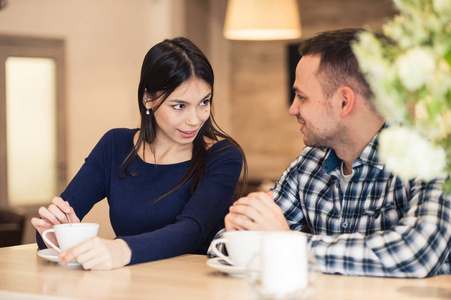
left=119, top=37, right=247, bottom=200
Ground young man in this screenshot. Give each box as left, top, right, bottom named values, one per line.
left=223, top=28, right=451, bottom=278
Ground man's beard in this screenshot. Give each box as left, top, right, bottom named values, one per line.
left=303, top=123, right=347, bottom=149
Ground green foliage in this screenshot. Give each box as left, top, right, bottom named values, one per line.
left=352, top=0, right=451, bottom=188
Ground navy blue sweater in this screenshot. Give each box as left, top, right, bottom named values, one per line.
left=37, top=128, right=242, bottom=265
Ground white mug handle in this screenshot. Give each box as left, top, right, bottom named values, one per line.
left=42, top=229, right=62, bottom=253
left=210, top=237, right=234, bottom=266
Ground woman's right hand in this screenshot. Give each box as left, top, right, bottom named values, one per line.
left=31, top=197, right=80, bottom=248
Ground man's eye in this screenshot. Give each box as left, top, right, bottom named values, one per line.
left=297, top=95, right=306, bottom=101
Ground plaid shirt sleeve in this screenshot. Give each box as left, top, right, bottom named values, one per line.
left=271, top=153, right=308, bottom=232
left=308, top=176, right=451, bottom=278
left=273, top=145, right=451, bottom=278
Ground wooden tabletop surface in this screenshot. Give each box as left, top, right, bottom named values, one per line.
left=0, top=244, right=450, bottom=299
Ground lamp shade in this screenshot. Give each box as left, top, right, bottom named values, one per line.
left=224, top=0, right=302, bottom=40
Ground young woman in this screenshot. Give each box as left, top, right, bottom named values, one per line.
left=31, top=37, right=247, bottom=270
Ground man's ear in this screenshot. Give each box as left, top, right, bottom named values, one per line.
left=339, top=86, right=355, bottom=118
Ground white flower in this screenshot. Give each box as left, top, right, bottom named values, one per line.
left=384, top=16, right=413, bottom=48
left=353, top=32, right=408, bottom=124
left=356, top=32, right=382, bottom=56
left=429, top=59, right=451, bottom=100
left=353, top=0, right=451, bottom=188
left=354, top=33, right=389, bottom=81
left=396, top=47, right=436, bottom=91
left=414, top=100, right=429, bottom=123
left=435, top=109, right=451, bottom=140
left=378, top=127, right=446, bottom=181
left=433, top=0, right=451, bottom=20
left=372, top=86, right=408, bottom=124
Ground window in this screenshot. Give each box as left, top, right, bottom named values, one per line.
left=0, top=35, right=66, bottom=208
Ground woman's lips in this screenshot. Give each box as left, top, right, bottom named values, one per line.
left=178, top=129, right=197, bottom=138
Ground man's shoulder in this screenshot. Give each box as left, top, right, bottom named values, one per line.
left=299, top=146, right=330, bottom=163
left=283, top=146, right=331, bottom=176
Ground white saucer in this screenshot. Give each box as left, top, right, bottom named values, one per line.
left=37, top=248, right=81, bottom=266
left=206, top=257, right=245, bottom=277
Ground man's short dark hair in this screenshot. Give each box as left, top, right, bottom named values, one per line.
left=298, top=28, right=373, bottom=101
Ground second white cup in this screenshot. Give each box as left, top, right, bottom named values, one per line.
left=246, top=231, right=315, bottom=300
left=261, top=232, right=308, bottom=295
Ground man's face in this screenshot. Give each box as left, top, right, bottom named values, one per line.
left=289, top=54, right=343, bottom=148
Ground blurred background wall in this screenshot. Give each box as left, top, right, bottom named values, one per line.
left=0, top=0, right=395, bottom=243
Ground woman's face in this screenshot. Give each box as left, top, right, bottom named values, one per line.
left=148, top=78, right=211, bottom=147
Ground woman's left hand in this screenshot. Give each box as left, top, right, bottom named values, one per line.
left=59, top=238, right=132, bottom=270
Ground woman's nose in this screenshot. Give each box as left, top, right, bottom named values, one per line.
left=186, top=109, right=201, bottom=126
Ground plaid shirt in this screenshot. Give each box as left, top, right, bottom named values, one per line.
left=273, top=130, right=451, bottom=278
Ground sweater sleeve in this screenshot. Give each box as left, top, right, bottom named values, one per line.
left=119, top=142, right=243, bottom=265
left=36, top=131, right=111, bottom=249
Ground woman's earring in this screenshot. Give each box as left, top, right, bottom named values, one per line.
left=146, top=108, right=150, bottom=115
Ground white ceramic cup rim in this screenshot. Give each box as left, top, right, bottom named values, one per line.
left=42, top=223, right=99, bottom=253
left=52, top=223, right=99, bottom=228
left=210, top=231, right=265, bottom=266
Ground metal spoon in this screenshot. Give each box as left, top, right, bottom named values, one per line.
left=65, top=213, right=72, bottom=227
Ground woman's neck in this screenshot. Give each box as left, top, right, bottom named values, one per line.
left=134, top=131, right=193, bottom=165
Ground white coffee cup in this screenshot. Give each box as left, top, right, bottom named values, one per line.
left=246, top=231, right=315, bottom=299
left=261, top=232, right=308, bottom=294
left=42, top=223, right=99, bottom=253
left=210, top=231, right=265, bottom=267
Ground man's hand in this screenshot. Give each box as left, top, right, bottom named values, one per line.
left=225, top=191, right=290, bottom=231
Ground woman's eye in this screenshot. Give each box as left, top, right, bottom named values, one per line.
left=200, top=99, right=211, bottom=106
left=173, top=104, right=184, bottom=110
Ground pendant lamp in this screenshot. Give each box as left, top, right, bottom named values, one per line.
left=224, top=0, right=302, bottom=40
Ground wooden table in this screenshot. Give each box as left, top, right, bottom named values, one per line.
left=0, top=244, right=450, bottom=299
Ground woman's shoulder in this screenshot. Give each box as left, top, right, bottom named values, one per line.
left=103, top=128, right=138, bottom=138
left=209, top=139, right=238, bottom=152
left=93, top=128, right=138, bottom=152
left=99, top=128, right=138, bottom=143
left=207, top=139, right=243, bottom=161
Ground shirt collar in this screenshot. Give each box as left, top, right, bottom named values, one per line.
left=322, top=124, right=386, bottom=175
